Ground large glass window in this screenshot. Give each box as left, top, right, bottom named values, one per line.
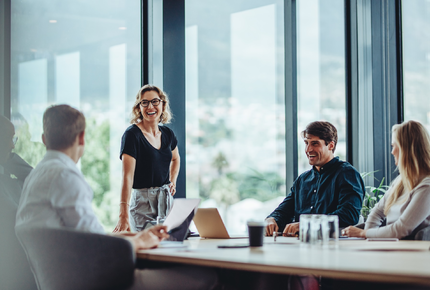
left=11, top=0, right=141, bottom=230
left=185, top=0, right=285, bottom=233
left=296, top=0, right=346, bottom=173
left=402, top=1, right=430, bottom=130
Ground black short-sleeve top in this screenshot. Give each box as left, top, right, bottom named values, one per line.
left=120, top=124, right=178, bottom=189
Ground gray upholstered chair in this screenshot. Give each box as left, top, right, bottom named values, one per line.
left=16, top=227, right=136, bottom=290
left=413, top=226, right=430, bottom=240
left=0, top=195, right=37, bottom=290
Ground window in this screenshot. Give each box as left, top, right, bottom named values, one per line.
left=296, top=0, right=346, bottom=173
left=402, top=0, right=430, bottom=130
left=185, top=0, right=285, bottom=233
left=10, top=0, right=141, bottom=230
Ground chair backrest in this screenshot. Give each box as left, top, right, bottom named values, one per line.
left=0, top=194, right=37, bottom=290
left=414, top=226, right=430, bottom=240
left=16, top=227, right=136, bottom=290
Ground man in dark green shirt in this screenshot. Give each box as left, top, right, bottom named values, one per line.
left=266, top=121, right=365, bottom=236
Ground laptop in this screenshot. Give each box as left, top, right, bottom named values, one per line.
left=159, top=198, right=200, bottom=247
left=193, top=208, right=248, bottom=239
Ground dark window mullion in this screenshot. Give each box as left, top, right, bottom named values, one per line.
left=0, top=0, right=11, bottom=118
left=285, top=0, right=298, bottom=189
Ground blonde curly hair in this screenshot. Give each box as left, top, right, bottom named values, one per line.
left=130, top=85, right=173, bottom=124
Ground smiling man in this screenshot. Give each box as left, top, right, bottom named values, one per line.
left=265, top=121, right=365, bottom=236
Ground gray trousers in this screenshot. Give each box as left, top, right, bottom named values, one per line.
left=129, top=184, right=173, bottom=232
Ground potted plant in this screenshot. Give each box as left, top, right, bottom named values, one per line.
left=360, top=172, right=389, bottom=221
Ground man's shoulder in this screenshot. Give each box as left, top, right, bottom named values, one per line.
left=28, top=157, right=81, bottom=186
left=35, top=157, right=74, bottom=173
left=333, top=159, right=360, bottom=174
left=298, top=168, right=313, bottom=178
left=296, top=168, right=314, bottom=183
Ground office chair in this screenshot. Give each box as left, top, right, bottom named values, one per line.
left=414, top=226, right=430, bottom=241
left=16, top=227, right=136, bottom=290
left=0, top=194, right=37, bottom=290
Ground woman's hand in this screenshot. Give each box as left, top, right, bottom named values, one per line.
left=169, top=182, right=176, bottom=196
left=113, top=216, right=131, bottom=233
left=169, top=147, right=180, bottom=196
left=341, top=226, right=367, bottom=238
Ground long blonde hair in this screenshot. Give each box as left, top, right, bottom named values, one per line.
left=130, top=84, right=173, bottom=124
left=384, top=120, right=430, bottom=215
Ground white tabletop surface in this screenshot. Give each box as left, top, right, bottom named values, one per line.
left=137, top=236, right=430, bottom=286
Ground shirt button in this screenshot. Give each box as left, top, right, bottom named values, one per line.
left=314, top=190, right=316, bottom=192
left=310, top=206, right=313, bottom=209
left=321, top=167, right=323, bottom=170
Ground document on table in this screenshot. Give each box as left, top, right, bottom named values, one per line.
left=339, top=237, right=366, bottom=240
left=157, top=240, right=188, bottom=249
left=341, top=242, right=430, bottom=252
left=163, top=198, right=200, bottom=231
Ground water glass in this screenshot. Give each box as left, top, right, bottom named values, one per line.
left=299, top=214, right=312, bottom=244
left=310, top=215, right=328, bottom=246
left=326, top=215, right=339, bottom=247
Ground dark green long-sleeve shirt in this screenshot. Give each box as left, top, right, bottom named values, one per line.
left=268, top=157, right=365, bottom=229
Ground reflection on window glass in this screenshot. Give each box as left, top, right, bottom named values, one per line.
left=297, top=0, right=346, bottom=174
left=11, top=0, right=141, bottom=231
left=402, top=1, right=430, bottom=131
left=185, top=0, right=285, bottom=233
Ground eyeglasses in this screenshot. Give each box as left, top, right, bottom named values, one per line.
left=13, top=136, right=18, bottom=145
left=140, top=98, right=163, bottom=107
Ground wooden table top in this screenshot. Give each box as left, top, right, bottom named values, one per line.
left=137, top=237, right=430, bottom=286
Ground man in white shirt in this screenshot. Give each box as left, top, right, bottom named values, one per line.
left=16, top=105, right=219, bottom=290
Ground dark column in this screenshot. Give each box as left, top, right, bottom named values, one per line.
left=371, top=0, right=402, bottom=185
left=345, top=0, right=359, bottom=167
left=163, top=0, right=186, bottom=198
left=141, top=0, right=149, bottom=85
left=0, top=0, right=11, bottom=118
left=284, top=0, right=298, bottom=189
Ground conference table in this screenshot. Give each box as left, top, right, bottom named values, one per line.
left=137, top=236, right=430, bottom=287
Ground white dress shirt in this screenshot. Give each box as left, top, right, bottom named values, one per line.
left=16, top=150, right=105, bottom=234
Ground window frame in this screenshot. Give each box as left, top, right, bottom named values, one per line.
left=0, top=0, right=406, bottom=193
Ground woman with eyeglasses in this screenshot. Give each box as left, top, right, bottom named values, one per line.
left=113, top=85, right=180, bottom=233
left=342, top=120, right=430, bottom=239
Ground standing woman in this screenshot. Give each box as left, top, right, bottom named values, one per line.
left=113, top=85, right=180, bottom=232
left=342, top=120, right=430, bottom=239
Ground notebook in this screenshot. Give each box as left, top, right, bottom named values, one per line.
left=193, top=208, right=248, bottom=239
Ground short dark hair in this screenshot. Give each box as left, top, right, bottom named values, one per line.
left=43, top=105, right=86, bottom=150
left=301, top=121, right=338, bottom=152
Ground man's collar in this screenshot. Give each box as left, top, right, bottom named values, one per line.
left=312, top=156, right=339, bottom=173
left=45, top=150, right=77, bottom=167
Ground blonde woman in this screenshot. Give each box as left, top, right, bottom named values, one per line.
left=113, top=85, right=180, bottom=233
left=343, top=120, right=430, bottom=239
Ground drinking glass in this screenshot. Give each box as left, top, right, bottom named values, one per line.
left=327, top=215, right=339, bottom=248
left=299, top=214, right=312, bottom=244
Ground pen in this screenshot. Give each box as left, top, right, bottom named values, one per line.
left=273, top=231, right=277, bottom=242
